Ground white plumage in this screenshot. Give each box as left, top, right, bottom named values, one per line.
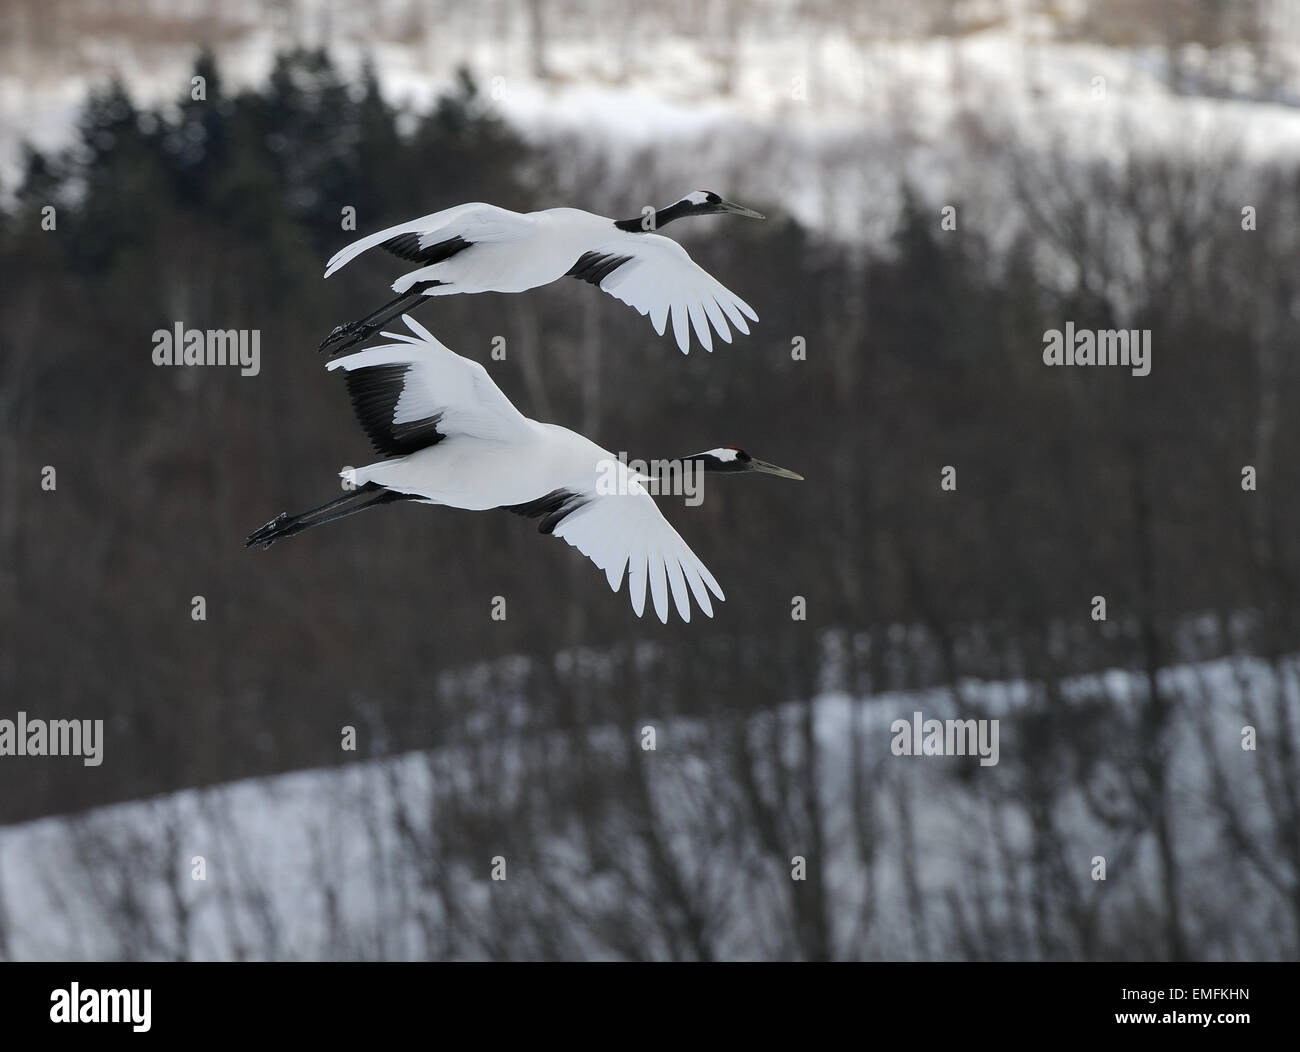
left=253, top=315, right=729, bottom=623
left=320, top=194, right=764, bottom=355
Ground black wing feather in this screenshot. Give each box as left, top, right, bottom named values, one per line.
left=381, top=233, right=473, bottom=266
left=566, top=251, right=635, bottom=286
left=344, top=363, right=445, bottom=457
left=502, top=488, right=590, bottom=535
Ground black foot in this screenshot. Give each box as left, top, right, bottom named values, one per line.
left=319, top=321, right=381, bottom=355
left=318, top=324, right=350, bottom=352
left=245, top=512, right=290, bottom=549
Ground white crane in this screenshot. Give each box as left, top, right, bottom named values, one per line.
left=248, top=315, right=802, bottom=623
left=318, top=191, right=765, bottom=356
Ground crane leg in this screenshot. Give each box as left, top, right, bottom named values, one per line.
left=318, top=282, right=444, bottom=354
left=245, top=483, right=417, bottom=549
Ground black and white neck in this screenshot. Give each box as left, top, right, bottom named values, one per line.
left=615, top=191, right=765, bottom=233
left=686, top=447, right=804, bottom=480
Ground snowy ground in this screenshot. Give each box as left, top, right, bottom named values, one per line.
left=0, top=650, right=1289, bottom=960
left=6, top=4, right=1300, bottom=236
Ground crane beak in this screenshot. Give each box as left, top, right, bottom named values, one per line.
left=718, top=199, right=766, bottom=220
left=749, top=457, right=804, bottom=481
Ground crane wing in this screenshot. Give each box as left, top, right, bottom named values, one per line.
left=324, top=203, right=537, bottom=278
left=568, top=234, right=758, bottom=354
left=535, top=471, right=725, bottom=623
left=325, top=315, right=534, bottom=453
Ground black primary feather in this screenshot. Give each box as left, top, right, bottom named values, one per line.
left=344, top=364, right=445, bottom=457
left=381, top=233, right=472, bottom=266
left=566, top=251, right=634, bottom=286
left=502, top=489, right=590, bottom=534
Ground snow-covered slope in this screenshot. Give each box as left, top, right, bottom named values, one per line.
left=6, top=3, right=1300, bottom=235
left=0, top=653, right=1288, bottom=960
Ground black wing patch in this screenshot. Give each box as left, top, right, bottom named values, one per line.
left=566, top=251, right=635, bottom=286
left=502, top=488, right=590, bottom=535
left=381, top=233, right=472, bottom=266
left=344, top=363, right=445, bottom=457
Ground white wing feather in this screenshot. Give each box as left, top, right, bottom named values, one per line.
left=550, top=477, right=725, bottom=623
left=591, top=234, right=759, bottom=354
left=325, top=315, right=534, bottom=444
left=324, top=203, right=537, bottom=278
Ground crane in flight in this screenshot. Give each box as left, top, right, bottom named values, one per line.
left=248, top=315, right=802, bottom=623
left=318, top=191, right=765, bottom=356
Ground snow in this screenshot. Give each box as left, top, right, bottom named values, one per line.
left=6, top=12, right=1300, bottom=237
left=0, top=650, right=1289, bottom=960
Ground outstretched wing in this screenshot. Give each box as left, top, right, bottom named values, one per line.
left=532, top=466, right=725, bottom=623
left=325, top=315, right=535, bottom=454
left=324, top=203, right=537, bottom=278
left=568, top=233, right=758, bottom=354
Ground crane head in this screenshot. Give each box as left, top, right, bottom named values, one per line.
left=678, top=191, right=766, bottom=220
left=690, top=447, right=803, bottom=479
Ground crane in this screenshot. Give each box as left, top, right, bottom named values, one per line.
left=249, top=316, right=802, bottom=623
left=318, top=192, right=764, bottom=356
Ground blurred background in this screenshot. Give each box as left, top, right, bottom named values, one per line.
left=0, top=0, right=1298, bottom=961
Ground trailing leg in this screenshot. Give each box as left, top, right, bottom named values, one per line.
left=245, top=483, right=417, bottom=549
left=318, top=282, right=444, bottom=354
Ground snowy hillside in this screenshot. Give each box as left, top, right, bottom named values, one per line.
left=0, top=651, right=1288, bottom=960
left=6, top=0, right=1300, bottom=234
